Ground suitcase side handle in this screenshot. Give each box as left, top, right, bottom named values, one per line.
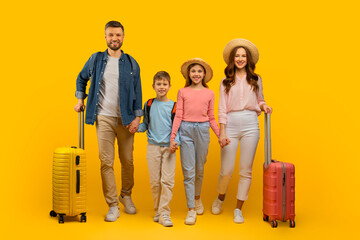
left=79, top=107, right=85, bottom=150
left=264, top=113, right=272, bottom=167
left=76, top=170, right=80, bottom=193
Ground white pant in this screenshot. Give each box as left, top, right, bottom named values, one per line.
left=217, top=110, right=260, bottom=201
left=146, top=143, right=176, bottom=215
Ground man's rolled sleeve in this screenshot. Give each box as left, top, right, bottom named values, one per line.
left=134, top=109, right=144, bottom=117
left=75, top=57, right=91, bottom=99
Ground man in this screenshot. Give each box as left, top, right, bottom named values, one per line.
left=74, top=21, right=142, bottom=222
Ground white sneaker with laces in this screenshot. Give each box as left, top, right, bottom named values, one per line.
left=105, top=206, right=120, bottom=222
left=119, top=195, right=136, bottom=214
left=185, top=210, right=197, bottom=225
left=195, top=198, right=204, bottom=215
left=153, top=212, right=160, bottom=222
left=159, top=214, right=173, bottom=227
left=234, top=208, right=244, bottom=223
left=211, top=198, right=224, bottom=215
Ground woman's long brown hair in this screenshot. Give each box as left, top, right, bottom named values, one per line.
left=223, top=46, right=259, bottom=94
left=185, top=63, right=208, bottom=88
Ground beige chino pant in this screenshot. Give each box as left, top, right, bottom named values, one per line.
left=146, top=143, right=176, bottom=215
left=96, top=114, right=134, bottom=207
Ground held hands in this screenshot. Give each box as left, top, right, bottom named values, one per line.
left=262, top=104, right=273, bottom=114
left=126, top=117, right=140, bottom=134
left=219, top=134, right=231, bottom=148
left=169, top=141, right=178, bottom=153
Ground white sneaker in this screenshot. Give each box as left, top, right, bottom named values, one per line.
left=185, top=210, right=197, bottom=225
left=159, top=214, right=173, bottom=227
left=153, top=212, right=160, bottom=222
left=234, top=208, right=244, bottom=224
left=211, top=198, right=224, bottom=215
left=105, top=206, right=120, bottom=222
left=119, top=195, right=136, bottom=214
left=195, top=198, right=204, bottom=215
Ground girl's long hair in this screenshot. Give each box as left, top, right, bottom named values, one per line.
left=185, top=63, right=208, bottom=88
left=223, top=46, right=259, bottom=94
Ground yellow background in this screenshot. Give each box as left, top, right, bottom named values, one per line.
left=1, top=0, right=359, bottom=239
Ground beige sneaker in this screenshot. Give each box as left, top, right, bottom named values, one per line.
left=185, top=210, right=197, bottom=225
left=159, top=214, right=173, bottom=227
left=195, top=198, right=204, bottom=215
left=119, top=195, right=136, bottom=214
left=211, top=198, right=224, bottom=215
left=105, top=206, right=120, bottom=222
left=234, top=208, right=244, bottom=224
left=153, top=211, right=160, bottom=222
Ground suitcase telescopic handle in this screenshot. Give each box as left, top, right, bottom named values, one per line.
left=79, top=107, right=85, bottom=150
left=264, top=113, right=272, bottom=167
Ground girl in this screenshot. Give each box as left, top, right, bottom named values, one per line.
left=212, top=39, right=272, bottom=223
left=170, top=58, right=222, bottom=225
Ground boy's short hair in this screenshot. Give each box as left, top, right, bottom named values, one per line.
left=153, top=71, right=171, bottom=85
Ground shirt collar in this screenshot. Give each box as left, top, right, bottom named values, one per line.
left=103, top=49, right=124, bottom=61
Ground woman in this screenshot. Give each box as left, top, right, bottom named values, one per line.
left=212, top=39, right=272, bottom=223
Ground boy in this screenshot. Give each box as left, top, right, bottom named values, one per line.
left=137, top=71, right=180, bottom=227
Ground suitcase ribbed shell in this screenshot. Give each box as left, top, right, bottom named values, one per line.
left=52, top=147, right=86, bottom=216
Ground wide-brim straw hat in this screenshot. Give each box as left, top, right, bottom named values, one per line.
left=181, top=58, right=213, bottom=83
left=223, top=38, right=259, bottom=64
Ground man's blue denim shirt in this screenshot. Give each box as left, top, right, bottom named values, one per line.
left=76, top=50, right=143, bottom=126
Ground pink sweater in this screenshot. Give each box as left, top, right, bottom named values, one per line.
left=170, top=87, right=220, bottom=141
left=218, top=75, right=266, bottom=124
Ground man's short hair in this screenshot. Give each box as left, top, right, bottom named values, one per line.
left=105, top=21, right=124, bottom=33
left=153, top=71, right=171, bottom=85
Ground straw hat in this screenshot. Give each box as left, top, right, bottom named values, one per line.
left=180, top=58, right=213, bottom=83
left=223, top=38, right=259, bottom=64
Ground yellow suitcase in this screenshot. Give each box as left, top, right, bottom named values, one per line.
left=50, top=111, right=87, bottom=223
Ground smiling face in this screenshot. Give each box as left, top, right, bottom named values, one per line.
left=234, top=47, right=247, bottom=70
left=188, top=64, right=206, bottom=86
left=105, top=27, right=124, bottom=51
left=153, top=78, right=170, bottom=98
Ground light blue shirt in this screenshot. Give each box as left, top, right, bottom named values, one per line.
left=138, top=99, right=180, bottom=146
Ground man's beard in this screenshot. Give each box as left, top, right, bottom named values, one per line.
left=107, top=41, right=122, bottom=51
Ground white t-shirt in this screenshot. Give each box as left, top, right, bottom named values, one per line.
left=98, top=56, right=121, bottom=117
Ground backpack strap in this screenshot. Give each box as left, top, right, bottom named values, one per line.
left=89, top=52, right=100, bottom=77
left=146, top=98, right=155, bottom=124
left=171, top=102, right=177, bottom=123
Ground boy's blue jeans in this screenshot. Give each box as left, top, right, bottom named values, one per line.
left=179, top=121, right=210, bottom=209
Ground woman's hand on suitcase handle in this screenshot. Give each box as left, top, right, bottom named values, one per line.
left=262, top=104, right=273, bottom=114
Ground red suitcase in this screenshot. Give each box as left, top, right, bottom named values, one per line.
left=263, top=113, right=295, bottom=228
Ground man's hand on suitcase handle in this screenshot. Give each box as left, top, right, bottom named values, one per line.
left=74, top=99, right=85, bottom=112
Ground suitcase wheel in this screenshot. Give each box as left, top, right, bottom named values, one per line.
left=80, top=214, right=87, bottom=223
left=50, top=210, right=57, bottom=217
left=263, top=215, right=269, bottom=222
left=271, top=220, right=278, bottom=228
left=58, top=215, right=65, bottom=224
left=290, top=220, right=295, bottom=228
